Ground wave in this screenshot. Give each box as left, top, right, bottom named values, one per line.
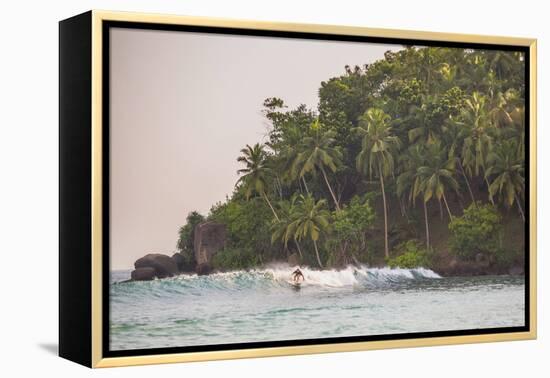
left=111, top=265, right=440, bottom=295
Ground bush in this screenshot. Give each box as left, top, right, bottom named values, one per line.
left=176, top=211, right=206, bottom=268
left=211, top=247, right=260, bottom=271
left=387, top=240, right=430, bottom=268
left=327, top=194, right=376, bottom=266
left=449, top=203, right=503, bottom=261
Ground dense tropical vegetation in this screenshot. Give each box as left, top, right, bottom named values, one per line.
left=177, top=46, right=526, bottom=273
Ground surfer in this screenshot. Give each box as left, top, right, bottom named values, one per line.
left=291, top=268, right=304, bottom=283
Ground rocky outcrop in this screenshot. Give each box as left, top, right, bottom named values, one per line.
left=194, top=222, right=226, bottom=275
left=133, top=253, right=178, bottom=279
left=131, top=267, right=156, bottom=281
left=171, top=252, right=194, bottom=273
left=126, top=222, right=227, bottom=281
left=508, top=265, right=524, bottom=276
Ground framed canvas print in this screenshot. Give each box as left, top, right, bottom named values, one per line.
left=59, top=10, right=537, bottom=368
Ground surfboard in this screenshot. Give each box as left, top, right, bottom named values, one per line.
left=288, top=280, right=302, bottom=289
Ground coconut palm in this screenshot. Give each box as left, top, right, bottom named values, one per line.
left=486, top=50, right=520, bottom=81
left=441, top=121, right=476, bottom=206
left=273, top=125, right=311, bottom=194
left=397, top=145, right=431, bottom=250
left=489, top=89, right=517, bottom=128
left=407, top=96, right=443, bottom=144
left=416, top=142, right=459, bottom=221
left=485, top=139, right=525, bottom=221
left=292, top=119, right=342, bottom=210
left=288, top=194, right=330, bottom=268
left=418, top=47, right=442, bottom=91
left=236, top=143, right=280, bottom=221
left=459, top=92, right=496, bottom=203
left=355, top=108, right=400, bottom=258
left=271, top=197, right=303, bottom=258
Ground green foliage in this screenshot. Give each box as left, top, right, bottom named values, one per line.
left=449, top=203, right=503, bottom=260
left=211, top=247, right=260, bottom=271
left=287, top=194, right=331, bottom=267
left=194, top=47, right=525, bottom=272
left=387, top=240, right=431, bottom=269
left=327, top=195, right=376, bottom=266
left=209, top=197, right=275, bottom=262
left=291, top=119, right=343, bottom=210
left=355, top=108, right=400, bottom=178
left=176, top=211, right=206, bottom=266
left=236, top=144, right=278, bottom=220
left=486, top=139, right=525, bottom=216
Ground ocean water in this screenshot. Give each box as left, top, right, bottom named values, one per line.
left=109, top=265, right=525, bottom=351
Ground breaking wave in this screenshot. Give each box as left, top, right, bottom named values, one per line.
left=111, top=265, right=440, bottom=298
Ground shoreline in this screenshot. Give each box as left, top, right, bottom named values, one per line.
left=113, top=260, right=525, bottom=284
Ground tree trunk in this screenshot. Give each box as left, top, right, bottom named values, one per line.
left=399, top=196, right=406, bottom=217
left=439, top=199, right=444, bottom=220
left=320, top=166, right=341, bottom=211
left=485, top=176, right=495, bottom=205
left=423, top=200, right=430, bottom=251
left=459, top=161, right=476, bottom=206
left=263, top=193, right=280, bottom=221
left=442, top=192, right=453, bottom=221
left=515, top=194, right=526, bottom=222
left=275, top=176, right=283, bottom=200
left=351, top=253, right=361, bottom=267
left=340, top=240, right=349, bottom=265
left=302, top=176, right=310, bottom=195
left=295, top=239, right=303, bottom=258
left=379, top=166, right=389, bottom=259
left=313, top=240, right=323, bottom=268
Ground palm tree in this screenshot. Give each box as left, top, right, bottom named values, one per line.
left=271, top=197, right=303, bottom=258
left=418, top=47, right=442, bottom=91
left=489, top=89, right=518, bottom=128
left=236, top=143, right=280, bottom=221
left=416, top=142, right=459, bottom=221
left=397, top=145, right=430, bottom=250
left=485, top=140, right=525, bottom=221
left=288, top=194, right=330, bottom=268
left=292, top=119, right=342, bottom=210
left=459, top=92, right=495, bottom=203
left=441, top=121, right=476, bottom=206
left=407, top=95, right=443, bottom=144
left=273, top=125, right=311, bottom=194
left=355, top=108, right=400, bottom=258
left=486, top=50, right=519, bottom=81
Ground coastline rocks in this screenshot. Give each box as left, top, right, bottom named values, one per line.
left=134, top=253, right=178, bottom=279
left=196, top=263, right=212, bottom=276
left=127, top=222, right=227, bottom=280
left=434, top=257, right=494, bottom=276
left=194, top=222, right=226, bottom=274
left=131, top=267, right=156, bottom=281
left=171, top=252, right=194, bottom=273
left=508, top=265, right=524, bottom=276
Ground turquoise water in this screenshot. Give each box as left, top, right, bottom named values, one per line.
left=109, top=266, right=525, bottom=351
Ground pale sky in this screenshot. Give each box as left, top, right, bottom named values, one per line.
left=110, top=27, right=399, bottom=269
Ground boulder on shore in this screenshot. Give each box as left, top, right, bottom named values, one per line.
left=134, top=253, right=178, bottom=278
left=196, top=263, right=212, bottom=276
left=509, top=265, right=524, bottom=275
left=194, top=222, right=226, bottom=274
left=131, top=267, right=156, bottom=281
left=171, top=252, right=194, bottom=273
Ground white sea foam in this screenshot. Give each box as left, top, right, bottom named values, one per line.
left=262, top=264, right=440, bottom=288
left=119, top=264, right=440, bottom=289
